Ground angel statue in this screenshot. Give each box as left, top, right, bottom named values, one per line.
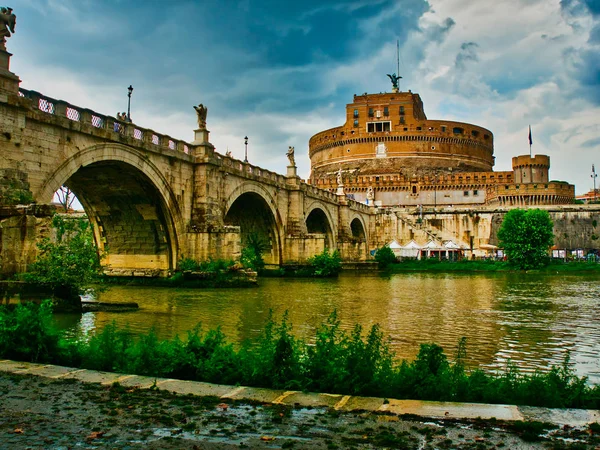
left=286, top=146, right=295, bottom=166
left=366, top=186, right=374, bottom=202
left=193, top=103, right=208, bottom=129
left=336, top=167, right=343, bottom=186
left=0, top=6, right=16, bottom=50
left=386, top=72, right=402, bottom=90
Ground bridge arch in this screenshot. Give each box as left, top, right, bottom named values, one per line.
left=350, top=215, right=368, bottom=242
left=39, top=143, right=182, bottom=274
left=224, top=182, right=283, bottom=267
left=304, top=201, right=337, bottom=249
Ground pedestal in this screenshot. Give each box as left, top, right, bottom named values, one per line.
left=336, top=184, right=345, bottom=196
left=286, top=165, right=297, bottom=177
left=192, top=128, right=210, bottom=145
left=0, top=49, right=20, bottom=96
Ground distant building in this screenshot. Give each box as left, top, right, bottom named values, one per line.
left=308, top=82, right=575, bottom=207
left=576, top=189, right=599, bottom=204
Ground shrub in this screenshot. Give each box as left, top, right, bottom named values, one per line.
left=24, top=215, right=104, bottom=295
left=375, top=246, right=397, bottom=269
left=0, top=301, right=61, bottom=362
left=306, top=249, right=342, bottom=277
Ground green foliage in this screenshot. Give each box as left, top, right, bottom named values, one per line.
left=2, top=304, right=600, bottom=410
left=375, top=246, right=397, bottom=269
left=0, top=301, right=61, bottom=362
left=177, top=258, right=199, bottom=271
left=24, top=215, right=104, bottom=294
left=306, top=249, right=342, bottom=277
left=240, top=233, right=269, bottom=271
left=497, top=209, right=554, bottom=270
left=1, top=181, right=34, bottom=206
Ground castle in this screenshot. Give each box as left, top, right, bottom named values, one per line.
left=308, top=79, right=574, bottom=207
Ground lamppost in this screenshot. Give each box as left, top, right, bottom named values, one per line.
left=127, top=85, right=133, bottom=122
left=592, top=164, right=598, bottom=203
left=244, top=136, right=248, bottom=163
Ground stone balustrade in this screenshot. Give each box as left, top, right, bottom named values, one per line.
left=18, top=88, right=191, bottom=156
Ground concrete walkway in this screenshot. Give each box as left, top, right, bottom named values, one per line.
left=2, top=359, right=599, bottom=427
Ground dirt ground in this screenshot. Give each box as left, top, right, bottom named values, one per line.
left=1, top=372, right=598, bottom=449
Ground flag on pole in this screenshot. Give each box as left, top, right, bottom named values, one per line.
left=528, top=125, right=533, bottom=146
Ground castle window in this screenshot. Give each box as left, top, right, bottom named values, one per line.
left=399, top=106, right=405, bottom=115
left=473, top=190, right=478, bottom=196
left=464, top=191, right=469, bottom=196
left=353, top=109, right=359, bottom=118
left=403, top=127, right=408, bottom=131
left=505, top=185, right=509, bottom=190
left=453, top=127, right=464, bottom=135
left=416, top=126, right=422, bottom=131
left=441, top=125, right=447, bottom=132
left=376, top=110, right=381, bottom=118
left=367, top=121, right=391, bottom=132
left=412, top=186, right=417, bottom=194
left=354, top=119, right=359, bottom=127
left=383, top=106, right=389, bottom=116
left=400, top=117, right=405, bottom=124
left=484, top=134, right=490, bottom=140
left=471, top=130, right=480, bottom=138
left=368, top=108, right=374, bottom=117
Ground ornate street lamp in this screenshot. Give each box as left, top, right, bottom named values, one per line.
left=244, top=136, right=248, bottom=163
left=127, top=85, right=133, bottom=122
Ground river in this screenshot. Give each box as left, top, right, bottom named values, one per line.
left=54, top=272, right=600, bottom=383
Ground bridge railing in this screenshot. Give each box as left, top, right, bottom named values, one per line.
left=18, top=88, right=192, bottom=156
left=219, top=154, right=288, bottom=186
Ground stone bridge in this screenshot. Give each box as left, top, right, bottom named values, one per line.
left=0, top=63, right=373, bottom=276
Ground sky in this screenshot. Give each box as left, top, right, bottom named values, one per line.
left=9, top=0, right=600, bottom=195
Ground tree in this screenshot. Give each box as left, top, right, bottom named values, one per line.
left=375, top=245, right=397, bottom=269
left=497, top=208, right=554, bottom=270
left=55, top=186, right=76, bottom=212
left=24, top=215, right=104, bottom=296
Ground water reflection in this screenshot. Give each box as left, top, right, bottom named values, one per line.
left=54, top=272, right=600, bottom=383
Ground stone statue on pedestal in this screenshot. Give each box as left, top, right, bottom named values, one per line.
left=286, top=146, right=295, bottom=166
left=193, top=103, right=208, bottom=129
left=336, top=167, right=343, bottom=186
left=366, top=186, right=374, bottom=202
left=0, top=7, right=16, bottom=50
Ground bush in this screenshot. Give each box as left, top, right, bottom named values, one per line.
left=0, top=301, right=61, bottom=362
left=24, top=215, right=104, bottom=295
left=306, top=249, right=342, bottom=277
left=375, top=246, right=397, bottom=269
left=240, top=233, right=269, bottom=271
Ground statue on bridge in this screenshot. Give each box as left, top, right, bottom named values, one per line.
left=286, top=146, right=295, bottom=166
left=194, top=103, right=208, bottom=129
left=366, top=186, right=374, bottom=203
left=0, top=7, right=16, bottom=50
left=336, top=167, right=343, bottom=186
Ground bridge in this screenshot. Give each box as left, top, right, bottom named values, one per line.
left=0, top=52, right=373, bottom=276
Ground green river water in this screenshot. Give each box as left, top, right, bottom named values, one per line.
left=54, top=272, right=600, bottom=383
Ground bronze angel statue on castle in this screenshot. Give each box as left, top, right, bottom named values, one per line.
left=0, top=6, right=16, bottom=50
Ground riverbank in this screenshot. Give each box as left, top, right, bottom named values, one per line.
left=385, top=259, right=600, bottom=273
left=2, top=360, right=599, bottom=449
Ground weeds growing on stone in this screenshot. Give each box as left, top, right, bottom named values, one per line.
left=2, top=301, right=600, bottom=409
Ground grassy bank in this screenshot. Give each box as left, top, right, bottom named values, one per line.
left=2, top=302, right=599, bottom=410
left=385, top=259, right=600, bottom=274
